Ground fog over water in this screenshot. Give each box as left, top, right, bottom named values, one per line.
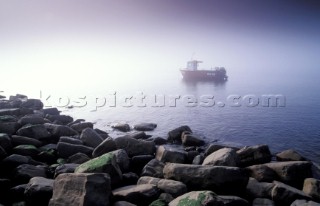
left=1, top=0, right=320, bottom=162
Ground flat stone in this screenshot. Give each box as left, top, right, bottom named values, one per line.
left=156, top=145, right=187, bottom=164
left=202, top=147, right=239, bottom=166
left=276, top=149, right=306, bottom=161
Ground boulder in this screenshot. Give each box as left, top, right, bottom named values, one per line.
left=70, top=122, right=93, bottom=133
left=204, top=144, right=239, bottom=156
left=20, top=99, right=43, bottom=110
left=112, top=123, right=131, bottom=132
left=133, top=123, right=157, bottom=131
left=54, top=163, right=79, bottom=177
left=0, top=121, right=20, bottom=135
left=110, top=149, right=130, bottom=172
left=131, top=155, right=154, bottom=173
left=50, top=125, right=78, bottom=138
left=0, top=133, right=12, bottom=152
left=151, top=137, right=167, bottom=145
left=271, top=181, right=311, bottom=206
left=303, top=178, right=320, bottom=201
left=121, top=172, right=139, bottom=186
left=13, top=164, right=47, bottom=184
left=59, top=136, right=83, bottom=145
left=186, top=150, right=200, bottom=164
left=252, top=198, right=275, bottom=206
left=181, top=133, right=205, bottom=146
left=193, top=155, right=204, bottom=165
left=246, top=164, right=280, bottom=182
left=290, top=199, right=320, bottom=206
left=167, top=125, right=192, bottom=143
left=149, top=199, right=166, bottom=206
left=236, top=145, right=272, bottom=167
left=141, top=159, right=165, bottom=178
left=9, top=184, right=28, bottom=203
left=168, top=191, right=249, bottom=206
left=202, top=147, right=239, bottom=166
left=11, top=135, right=42, bottom=147
left=112, top=184, right=160, bottom=206
left=163, top=163, right=249, bottom=195
left=127, top=131, right=148, bottom=139
left=114, top=136, right=156, bottom=157
left=75, top=152, right=122, bottom=185
left=0, top=146, right=7, bottom=160
left=18, top=114, right=45, bottom=126
left=49, top=173, right=111, bottom=206
left=276, top=149, right=306, bottom=161
left=1, top=154, right=44, bottom=174
left=24, top=177, right=54, bottom=206
left=12, top=145, right=40, bottom=157
left=80, top=128, right=104, bottom=148
left=67, top=152, right=90, bottom=164
left=0, top=108, right=21, bottom=116
left=42, top=108, right=60, bottom=116
left=35, top=149, right=57, bottom=164
left=45, top=114, right=73, bottom=125
left=156, top=145, right=187, bottom=163
left=93, top=137, right=117, bottom=158
left=113, top=201, right=137, bottom=206
left=16, top=124, right=51, bottom=141
left=57, top=142, right=93, bottom=158
left=246, top=177, right=275, bottom=199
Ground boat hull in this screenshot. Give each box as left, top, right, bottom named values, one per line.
left=180, top=69, right=228, bottom=81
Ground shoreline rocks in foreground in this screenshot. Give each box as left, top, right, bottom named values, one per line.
left=0, top=94, right=320, bottom=206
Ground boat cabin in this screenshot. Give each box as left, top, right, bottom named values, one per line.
left=186, top=60, right=202, bottom=71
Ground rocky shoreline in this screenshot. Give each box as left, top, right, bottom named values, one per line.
left=0, top=94, right=320, bottom=206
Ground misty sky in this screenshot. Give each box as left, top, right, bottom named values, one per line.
left=1, top=0, right=320, bottom=90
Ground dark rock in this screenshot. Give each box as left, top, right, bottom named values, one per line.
left=24, top=177, right=54, bottom=206
left=0, top=146, right=7, bottom=160
left=49, top=173, right=111, bottom=206
left=290, top=200, right=320, bottom=206
left=202, top=147, right=239, bottom=166
left=246, top=177, right=275, bottom=199
left=112, top=184, right=160, bottom=206
left=54, top=163, right=79, bottom=177
left=192, top=154, right=204, bottom=165
left=50, top=125, right=78, bottom=138
left=121, top=172, right=139, bottom=186
left=1, top=154, right=44, bottom=174
left=59, top=136, right=83, bottom=145
left=112, top=123, right=131, bottom=132
left=181, top=133, right=205, bottom=146
left=133, top=123, right=157, bottom=131
left=70, top=122, right=93, bottom=133
left=0, top=121, right=20, bottom=135
left=151, top=137, right=167, bottom=145
left=127, top=131, right=148, bottom=139
left=303, top=178, right=320, bottom=201
left=20, top=99, right=43, bottom=110
left=159, top=193, right=174, bottom=204
left=39, top=144, right=57, bottom=151
left=12, top=145, right=40, bottom=157
left=18, top=114, right=45, bottom=126
left=156, top=145, right=187, bottom=163
left=45, top=114, right=73, bottom=125
left=252, top=198, right=275, bottom=206
left=0, top=133, right=12, bottom=152
left=236, top=145, right=272, bottom=167
left=0, top=115, right=18, bottom=122
left=141, top=159, right=165, bottom=178
left=276, top=149, right=306, bottom=161
left=186, top=150, right=199, bottom=164
left=80, top=128, right=104, bottom=148
left=163, top=163, right=249, bottom=195
left=0, top=108, right=21, bottom=116
left=131, top=155, right=154, bottom=173
left=67, top=152, right=90, bottom=164
left=35, top=149, right=57, bottom=164
left=11, top=135, right=42, bottom=147
left=57, top=142, right=93, bottom=158
left=114, top=136, right=156, bottom=157
left=167, top=125, right=192, bottom=143
left=204, top=144, right=239, bottom=156
left=246, top=164, right=278, bottom=182
left=93, top=137, right=117, bottom=158
left=271, top=181, right=311, bottom=206
left=149, top=199, right=166, bottom=206
left=113, top=201, right=137, bottom=206
left=75, top=152, right=122, bottom=185
left=9, top=184, right=28, bottom=203
left=111, top=149, right=130, bottom=172
left=16, top=124, right=51, bottom=141
left=13, top=164, right=47, bottom=184
left=42, top=108, right=60, bottom=116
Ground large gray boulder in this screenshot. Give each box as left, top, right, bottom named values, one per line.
left=80, top=128, right=104, bottom=148
left=49, top=173, right=111, bottom=206
left=167, top=125, right=192, bottom=143
left=202, top=147, right=239, bottom=166
left=246, top=177, right=275, bottom=199
left=13, top=164, right=47, bottom=184
left=93, top=137, right=117, bottom=158
left=110, top=149, right=130, bottom=172
left=18, top=114, right=45, bottom=126
left=181, top=133, right=205, bottom=146
left=57, top=142, right=93, bottom=158
left=16, top=124, right=51, bottom=141
left=24, top=177, right=54, bottom=206
left=11, top=135, right=42, bottom=147
left=276, top=149, right=306, bottom=161
left=236, top=145, right=272, bottom=167
left=156, top=145, right=187, bottom=164
left=163, top=163, right=249, bottom=195
left=141, top=159, right=165, bottom=178
left=303, top=178, right=320, bottom=201
left=114, top=136, right=156, bottom=157
left=70, top=122, right=93, bottom=133
left=252, top=198, right=275, bottom=206
left=246, top=164, right=279, bottom=182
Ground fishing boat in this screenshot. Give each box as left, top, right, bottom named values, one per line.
left=180, top=60, right=228, bottom=81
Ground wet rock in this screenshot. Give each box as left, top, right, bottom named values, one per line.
left=70, top=122, right=93, bottom=133
left=9, top=184, right=28, bottom=203
left=127, top=131, right=148, bottom=139
left=192, top=154, right=204, bottom=165
left=276, top=149, right=306, bottom=161
left=80, top=128, right=104, bottom=148
left=11, top=135, right=42, bottom=147
left=252, top=198, right=275, bottom=206
left=13, top=164, right=47, bottom=184
left=163, top=163, right=249, bottom=195
left=12, top=145, right=40, bottom=157
left=24, top=177, right=54, bottom=206
left=0, top=133, right=12, bottom=152
left=112, top=123, right=131, bottom=132
left=114, top=136, right=156, bottom=157
left=20, top=99, right=43, bottom=110
left=0, top=108, right=21, bottom=116
left=110, top=149, right=130, bottom=172
left=67, top=152, right=90, bottom=164
left=0, top=121, right=20, bottom=135
left=50, top=125, right=78, bottom=138
left=121, top=172, right=139, bottom=186
left=54, top=163, right=79, bottom=177
left=167, top=125, right=192, bottom=143
left=18, top=114, right=45, bottom=126
left=202, top=147, right=239, bottom=166
left=156, top=145, right=187, bottom=163
left=246, top=164, right=278, bottom=182
left=271, top=181, right=311, bottom=206
left=236, top=144, right=272, bottom=167
left=42, top=108, right=60, bottom=116
left=93, top=137, right=117, bottom=158
left=49, top=173, right=111, bottom=206
left=75, top=152, right=122, bottom=185
left=113, top=201, right=137, bottom=206
left=0, top=146, right=7, bottom=160
left=133, top=123, right=157, bottom=131
left=303, top=178, right=320, bottom=201
left=151, top=137, right=167, bottom=145
left=45, top=114, right=73, bottom=125
left=35, top=149, right=57, bottom=164
left=138, top=176, right=187, bottom=197
left=57, top=142, right=93, bottom=158
left=131, top=155, right=154, bottom=173
left=204, top=144, right=239, bottom=156
left=141, top=159, right=165, bottom=178
left=112, top=184, right=160, bottom=206
left=186, top=150, right=200, bottom=164
left=59, top=136, right=83, bottom=145
left=1, top=154, right=44, bottom=174
left=181, top=133, right=205, bottom=146
left=246, top=177, right=275, bottom=199
left=290, top=199, right=320, bottom=206
left=16, top=124, right=51, bottom=141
